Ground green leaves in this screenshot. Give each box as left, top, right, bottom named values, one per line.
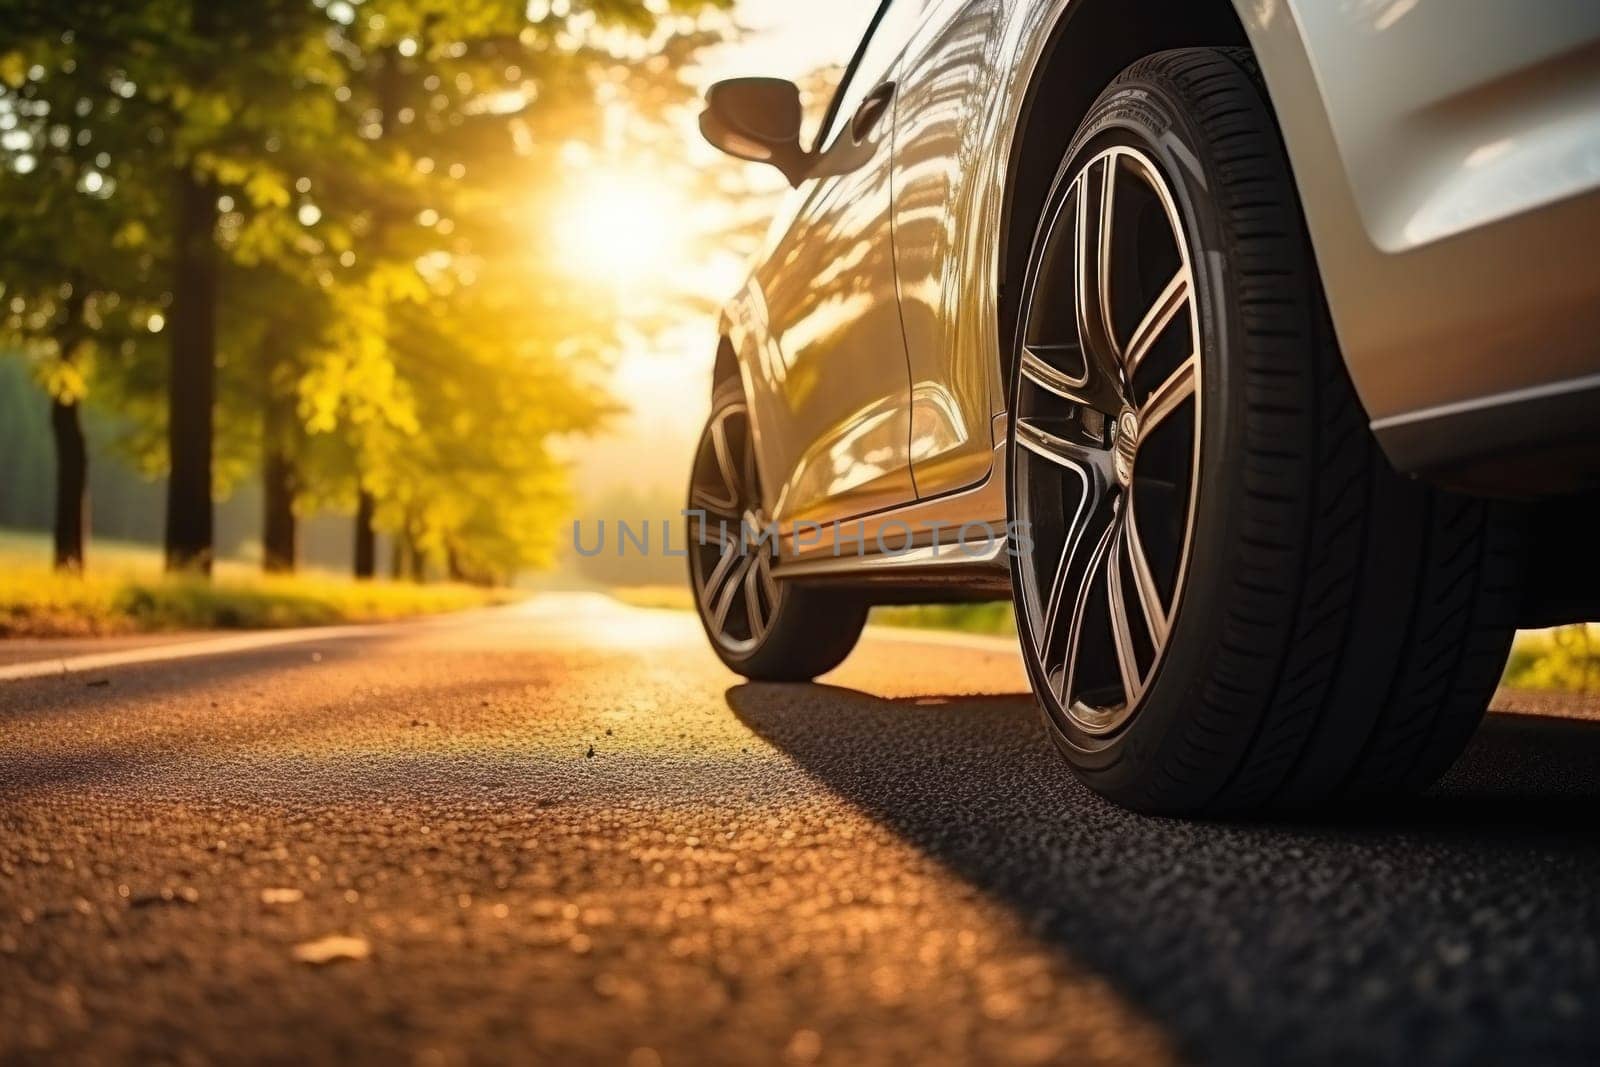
left=0, top=0, right=729, bottom=582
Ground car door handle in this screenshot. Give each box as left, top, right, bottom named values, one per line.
left=851, top=81, right=896, bottom=144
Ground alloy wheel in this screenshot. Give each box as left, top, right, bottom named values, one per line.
left=688, top=400, right=781, bottom=655
left=1011, top=145, right=1203, bottom=736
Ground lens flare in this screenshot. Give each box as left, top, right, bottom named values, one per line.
left=552, top=170, right=687, bottom=286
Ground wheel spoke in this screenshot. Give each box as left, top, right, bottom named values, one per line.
left=700, top=536, right=742, bottom=610
left=1015, top=416, right=1105, bottom=472
left=743, top=555, right=766, bottom=638
left=1020, top=346, right=1125, bottom=416
left=690, top=486, right=739, bottom=520
left=1105, top=523, right=1142, bottom=703
left=1032, top=461, right=1101, bottom=664
left=708, top=554, right=755, bottom=635
left=1060, top=516, right=1117, bottom=706
left=1123, top=499, right=1168, bottom=645
left=1019, top=346, right=1087, bottom=402
left=709, top=415, right=744, bottom=507
left=688, top=513, right=737, bottom=551
left=1074, top=158, right=1119, bottom=365
left=1140, top=353, right=1198, bottom=434
left=1036, top=473, right=1115, bottom=673
left=1123, top=269, right=1189, bottom=379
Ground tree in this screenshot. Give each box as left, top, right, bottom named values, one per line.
left=289, top=0, right=727, bottom=580
left=1, top=0, right=732, bottom=583
left=0, top=1, right=357, bottom=573
left=0, top=38, right=164, bottom=571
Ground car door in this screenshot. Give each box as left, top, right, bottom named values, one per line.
left=890, top=0, right=1007, bottom=499
left=745, top=0, right=930, bottom=527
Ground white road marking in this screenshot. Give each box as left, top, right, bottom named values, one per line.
left=0, top=595, right=1020, bottom=683
left=0, top=623, right=399, bottom=683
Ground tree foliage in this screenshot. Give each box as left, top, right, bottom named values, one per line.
left=0, top=0, right=731, bottom=582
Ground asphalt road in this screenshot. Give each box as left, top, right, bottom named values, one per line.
left=4, top=595, right=1600, bottom=1066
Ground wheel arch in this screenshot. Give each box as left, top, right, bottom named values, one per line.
left=996, top=0, right=1251, bottom=387
left=711, top=333, right=739, bottom=395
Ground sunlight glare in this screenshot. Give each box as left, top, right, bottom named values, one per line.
left=553, top=170, right=686, bottom=286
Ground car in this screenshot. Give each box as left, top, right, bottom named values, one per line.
left=687, top=0, right=1600, bottom=814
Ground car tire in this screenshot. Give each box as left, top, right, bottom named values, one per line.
left=687, top=379, right=869, bottom=682
left=1005, top=47, right=1524, bottom=814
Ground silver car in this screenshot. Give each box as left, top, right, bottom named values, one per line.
left=688, top=0, right=1600, bottom=813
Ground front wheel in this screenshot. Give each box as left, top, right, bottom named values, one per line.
left=1005, top=48, right=1523, bottom=814
left=687, top=379, right=868, bottom=681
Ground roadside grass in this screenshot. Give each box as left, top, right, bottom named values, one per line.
left=1502, top=625, right=1600, bottom=694
left=870, top=602, right=1016, bottom=635
left=609, top=583, right=1596, bottom=694
left=0, top=529, right=519, bottom=637
left=609, top=584, right=1016, bottom=635
left=0, top=528, right=176, bottom=574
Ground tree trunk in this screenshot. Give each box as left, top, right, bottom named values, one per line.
left=164, top=170, right=219, bottom=575
left=261, top=381, right=298, bottom=574
left=50, top=395, right=88, bottom=573
left=354, top=489, right=376, bottom=579
left=390, top=535, right=405, bottom=581
left=407, top=527, right=426, bottom=583
left=261, top=451, right=297, bottom=574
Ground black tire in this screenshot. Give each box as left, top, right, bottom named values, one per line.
left=1006, top=48, right=1524, bottom=814
left=688, top=379, right=869, bottom=682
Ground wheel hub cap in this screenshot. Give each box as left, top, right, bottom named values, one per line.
left=1113, top=408, right=1139, bottom=488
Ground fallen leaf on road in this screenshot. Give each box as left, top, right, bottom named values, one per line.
left=292, top=935, right=370, bottom=965
left=129, top=886, right=200, bottom=908
left=260, top=887, right=304, bottom=905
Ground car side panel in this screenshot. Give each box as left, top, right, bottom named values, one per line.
left=739, top=113, right=919, bottom=526
left=1235, top=0, right=1600, bottom=486
left=891, top=0, right=1008, bottom=501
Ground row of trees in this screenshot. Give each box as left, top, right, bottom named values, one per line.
left=0, top=0, right=728, bottom=583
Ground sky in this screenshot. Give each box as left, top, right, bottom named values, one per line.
left=701, top=0, right=877, bottom=86
left=566, top=0, right=881, bottom=504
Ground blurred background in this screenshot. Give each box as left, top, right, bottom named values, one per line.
left=0, top=0, right=886, bottom=628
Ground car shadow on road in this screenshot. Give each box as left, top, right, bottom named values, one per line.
left=726, top=683, right=1600, bottom=1066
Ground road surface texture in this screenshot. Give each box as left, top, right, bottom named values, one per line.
left=3, top=595, right=1599, bottom=1066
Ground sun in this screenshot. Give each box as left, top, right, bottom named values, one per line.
left=552, top=170, right=687, bottom=286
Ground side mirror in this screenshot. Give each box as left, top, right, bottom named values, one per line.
left=699, top=77, right=811, bottom=187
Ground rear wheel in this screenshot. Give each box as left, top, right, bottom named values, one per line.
left=1005, top=48, right=1523, bottom=814
left=688, top=380, right=868, bottom=681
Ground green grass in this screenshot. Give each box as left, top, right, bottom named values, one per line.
left=607, top=581, right=1599, bottom=695
left=0, top=528, right=179, bottom=574
left=870, top=602, right=1016, bottom=636
left=0, top=529, right=519, bottom=637
left=609, top=584, right=1015, bottom=636
left=1503, top=625, right=1600, bottom=694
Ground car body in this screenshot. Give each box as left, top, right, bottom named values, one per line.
left=713, top=0, right=1600, bottom=584
left=689, top=0, right=1600, bottom=810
